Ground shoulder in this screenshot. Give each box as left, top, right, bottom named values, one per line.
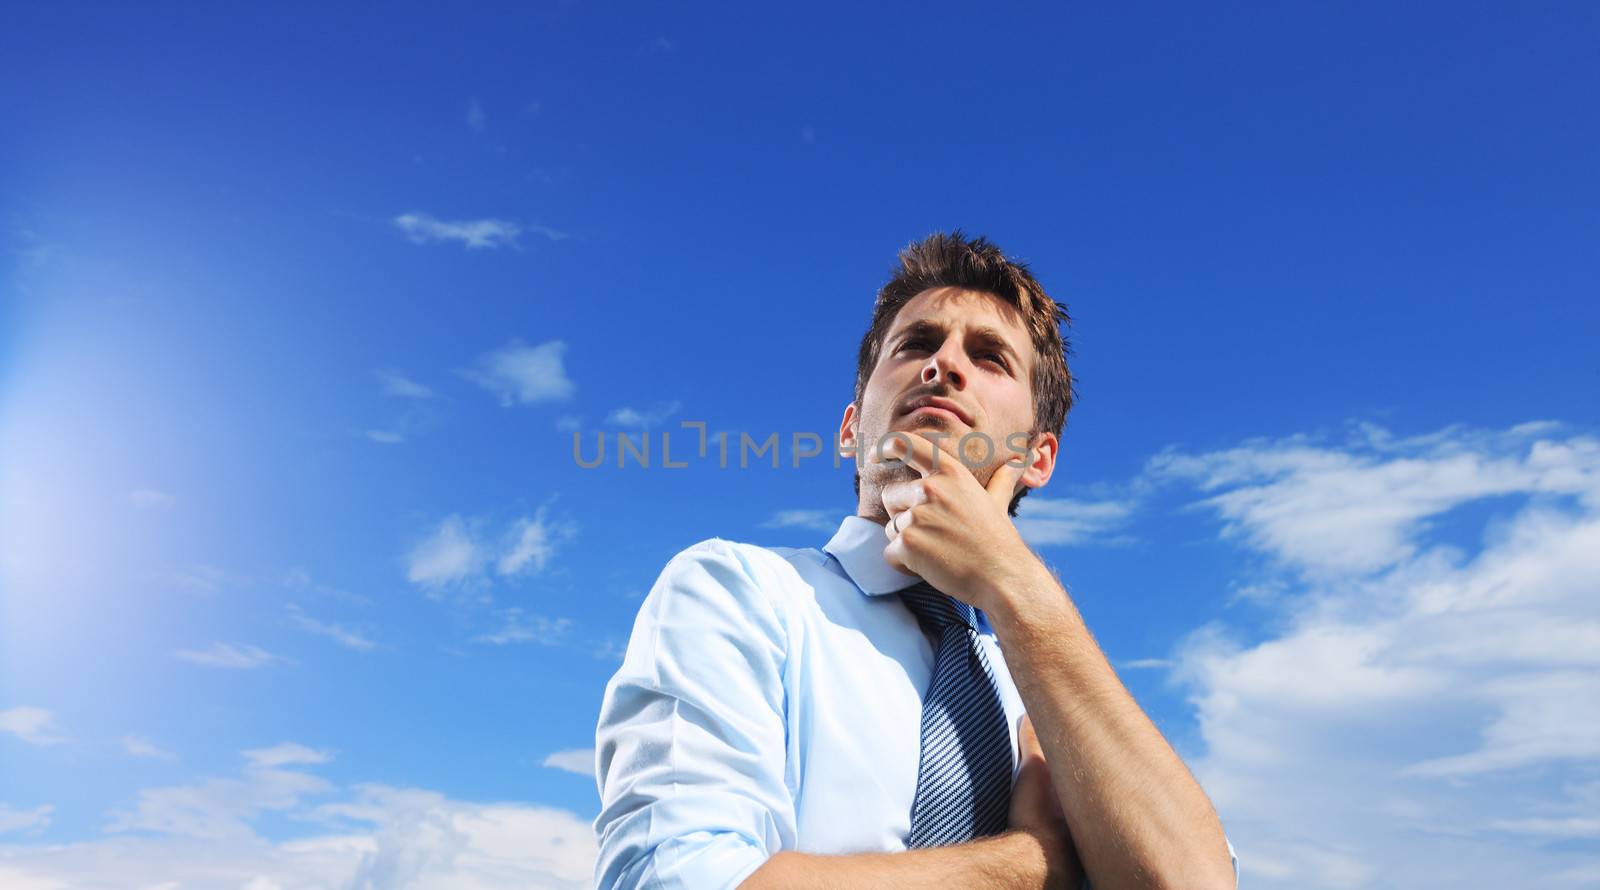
left=648, top=536, right=821, bottom=627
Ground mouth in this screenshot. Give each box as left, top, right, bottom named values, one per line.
left=900, top=395, right=973, bottom=426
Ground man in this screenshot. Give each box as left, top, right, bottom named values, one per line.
left=593, top=232, right=1239, bottom=889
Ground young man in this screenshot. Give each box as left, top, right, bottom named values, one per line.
left=593, top=232, right=1239, bottom=889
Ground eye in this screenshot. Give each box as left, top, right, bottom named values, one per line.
left=980, top=352, right=1009, bottom=370
left=898, top=338, right=929, bottom=353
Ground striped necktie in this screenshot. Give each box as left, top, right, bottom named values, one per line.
left=899, top=580, right=1014, bottom=848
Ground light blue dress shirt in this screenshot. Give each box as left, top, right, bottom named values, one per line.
left=593, top=515, right=1238, bottom=889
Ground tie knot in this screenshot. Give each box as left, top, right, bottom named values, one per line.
left=899, top=581, right=977, bottom=636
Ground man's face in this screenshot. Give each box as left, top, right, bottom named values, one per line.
left=840, top=287, right=1054, bottom=521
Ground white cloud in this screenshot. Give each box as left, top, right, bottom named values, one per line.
left=0, top=761, right=595, bottom=889
left=127, top=488, right=175, bottom=508
left=464, top=339, right=575, bottom=406
left=604, top=400, right=681, bottom=429
left=374, top=369, right=435, bottom=399
left=107, top=745, right=335, bottom=841
left=393, top=212, right=522, bottom=250
left=0, top=707, right=61, bottom=746
left=526, top=223, right=571, bottom=242
left=1014, top=495, right=1138, bottom=547
left=286, top=603, right=376, bottom=652
left=541, top=749, right=594, bottom=777
left=1150, top=421, right=1600, bottom=888
left=473, top=609, right=572, bottom=646
left=284, top=569, right=373, bottom=607
left=1146, top=419, right=1597, bottom=579
left=408, top=509, right=576, bottom=593
left=498, top=508, right=576, bottom=577
left=406, top=515, right=486, bottom=591
left=172, top=643, right=287, bottom=670
left=163, top=563, right=227, bottom=595
left=1119, top=658, right=1174, bottom=670
left=0, top=803, right=52, bottom=835
left=366, top=429, right=405, bottom=445
left=555, top=415, right=582, bottom=432
left=466, top=97, right=486, bottom=132
left=759, top=509, right=840, bottom=532
left=122, top=736, right=177, bottom=761
left=243, top=743, right=333, bottom=769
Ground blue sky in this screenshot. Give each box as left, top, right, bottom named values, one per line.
left=2, top=2, right=1597, bottom=887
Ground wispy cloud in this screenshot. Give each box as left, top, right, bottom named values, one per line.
left=4, top=747, right=594, bottom=889
left=286, top=603, right=376, bottom=652
left=408, top=509, right=575, bottom=594
left=127, top=488, right=176, bottom=508
left=463, top=339, right=576, bottom=406
left=605, top=400, right=682, bottom=429
left=0, top=706, right=62, bottom=746
left=466, top=97, right=486, bottom=132
left=1147, top=420, right=1600, bottom=887
left=473, top=609, right=572, bottom=646
left=760, top=509, right=841, bottom=533
left=107, top=742, right=335, bottom=840
left=406, top=515, right=485, bottom=591
left=162, top=564, right=228, bottom=595
left=498, top=507, right=577, bottom=576
left=0, top=803, right=53, bottom=835
left=1145, top=419, right=1594, bottom=578
left=1014, top=495, right=1138, bottom=547
left=243, top=742, right=332, bottom=769
left=122, top=735, right=178, bottom=761
left=365, top=429, right=405, bottom=445
left=172, top=643, right=288, bottom=670
left=374, top=368, right=435, bottom=399
left=392, top=212, right=522, bottom=250
left=283, top=569, right=373, bottom=607
left=541, top=748, right=594, bottom=777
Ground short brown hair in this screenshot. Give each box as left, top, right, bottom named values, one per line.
left=852, top=231, right=1076, bottom=517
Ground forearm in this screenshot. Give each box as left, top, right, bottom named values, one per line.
left=738, top=829, right=1073, bottom=890
left=985, top=566, right=1235, bottom=890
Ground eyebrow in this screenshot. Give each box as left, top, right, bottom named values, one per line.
left=891, top=319, right=1024, bottom=367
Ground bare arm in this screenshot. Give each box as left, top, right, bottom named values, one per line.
left=739, top=830, right=1067, bottom=890
left=983, top=562, right=1236, bottom=890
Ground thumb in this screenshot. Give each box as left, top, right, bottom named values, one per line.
left=988, top=452, right=1029, bottom=510
left=1017, top=714, right=1043, bottom=762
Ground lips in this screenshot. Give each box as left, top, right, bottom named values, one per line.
left=900, top=395, right=973, bottom=426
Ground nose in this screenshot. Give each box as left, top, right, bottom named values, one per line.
left=921, top=341, right=966, bottom=389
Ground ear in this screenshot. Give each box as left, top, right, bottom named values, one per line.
left=1019, top=431, right=1059, bottom=490
left=837, top=402, right=860, bottom=458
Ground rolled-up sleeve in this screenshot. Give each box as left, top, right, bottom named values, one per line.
left=594, top=540, right=794, bottom=890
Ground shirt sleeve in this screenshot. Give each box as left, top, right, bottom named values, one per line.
left=593, top=539, right=795, bottom=890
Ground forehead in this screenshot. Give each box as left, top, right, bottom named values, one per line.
left=887, top=287, right=1032, bottom=353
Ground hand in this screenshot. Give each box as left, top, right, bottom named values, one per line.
left=1009, top=715, right=1084, bottom=889
left=876, top=430, right=1038, bottom=612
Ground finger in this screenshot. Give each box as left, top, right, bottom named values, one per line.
left=881, top=431, right=966, bottom=480
left=882, top=506, right=912, bottom=542
left=986, top=450, right=1030, bottom=511
left=880, top=480, right=927, bottom=518
left=883, top=535, right=910, bottom=574
left=1018, top=714, right=1043, bottom=761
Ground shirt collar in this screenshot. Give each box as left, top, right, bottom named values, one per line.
left=821, top=515, right=924, bottom=596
